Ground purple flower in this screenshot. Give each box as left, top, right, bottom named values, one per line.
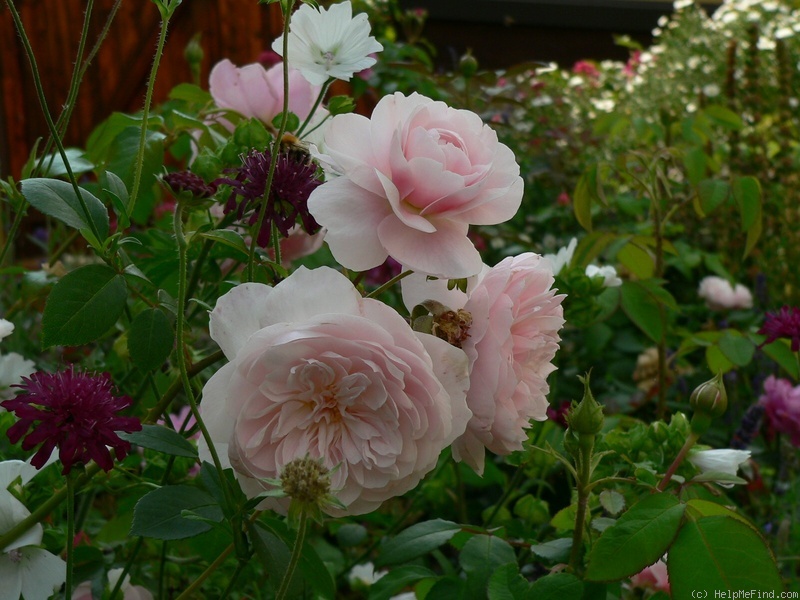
left=162, top=171, right=218, bottom=199
left=1, top=367, right=142, bottom=474
left=758, top=306, right=800, bottom=352
left=758, top=375, right=800, bottom=447
left=216, top=149, right=322, bottom=248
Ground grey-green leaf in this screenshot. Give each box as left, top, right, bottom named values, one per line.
left=21, top=178, right=109, bottom=240
left=42, top=264, right=127, bottom=348
left=131, top=485, right=222, bottom=540
left=118, top=424, right=197, bottom=458
left=375, top=519, right=461, bottom=567
left=128, top=308, right=174, bottom=372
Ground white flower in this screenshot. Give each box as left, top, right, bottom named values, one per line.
left=688, top=448, right=751, bottom=488
left=541, top=238, right=577, bottom=276
left=697, top=276, right=753, bottom=311
left=272, top=1, right=383, bottom=86
left=348, top=562, right=387, bottom=587
left=585, top=264, right=622, bottom=287
left=0, top=462, right=67, bottom=600
left=674, top=0, right=693, bottom=9
left=0, top=319, right=13, bottom=342
left=0, top=352, right=36, bottom=403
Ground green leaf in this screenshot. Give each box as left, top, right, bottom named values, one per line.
left=21, top=178, right=109, bottom=240
left=118, top=424, right=197, bottom=458
left=696, top=179, right=729, bottom=216
left=460, top=535, right=517, bottom=600
left=131, top=485, right=222, bottom=540
left=368, top=565, right=435, bottom=600
left=718, top=330, right=755, bottom=367
left=86, top=112, right=164, bottom=162
left=616, top=241, right=654, bottom=280
left=620, top=281, right=664, bottom=343
left=703, top=105, right=743, bottom=130
left=487, top=563, right=531, bottom=600
left=732, top=176, right=762, bottom=258
left=756, top=337, right=799, bottom=379
left=39, top=148, right=95, bottom=178
left=42, top=264, right=127, bottom=347
left=168, top=82, right=213, bottom=104
left=128, top=308, right=174, bottom=372
left=586, top=493, right=685, bottom=581
left=574, top=166, right=598, bottom=232
left=530, top=538, right=572, bottom=563
left=105, top=128, right=166, bottom=224
left=706, top=345, right=734, bottom=375
left=598, top=490, right=625, bottom=516
left=328, top=95, right=356, bottom=115
left=683, top=147, right=707, bottom=186
left=684, top=499, right=759, bottom=533
left=528, top=572, right=583, bottom=600
left=375, top=519, right=461, bottom=567
left=550, top=504, right=577, bottom=531
left=199, top=229, right=251, bottom=260
left=669, top=516, right=783, bottom=599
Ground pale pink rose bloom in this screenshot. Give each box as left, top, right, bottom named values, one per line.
left=402, top=253, right=565, bottom=474
left=208, top=59, right=320, bottom=128
left=629, top=557, right=670, bottom=594
left=201, top=266, right=471, bottom=515
left=309, top=92, right=524, bottom=278
left=697, top=275, right=753, bottom=311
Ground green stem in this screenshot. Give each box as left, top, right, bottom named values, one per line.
left=4, top=0, right=101, bottom=243
left=295, top=78, right=333, bottom=138
left=656, top=431, right=700, bottom=492
left=0, top=200, right=25, bottom=267
left=246, top=0, right=295, bottom=283
left=219, top=559, right=247, bottom=600
left=569, top=440, right=593, bottom=576
left=484, top=465, right=526, bottom=527
left=270, top=221, right=282, bottom=270
left=108, top=538, right=144, bottom=600
left=64, top=473, right=76, bottom=600
left=127, top=9, right=171, bottom=217
left=275, top=509, right=308, bottom=600
left=173, top=543, right=235, bottom=600
left=158, top=540, right=169, bottom=599
left=365, top=269, right=413, bottom=298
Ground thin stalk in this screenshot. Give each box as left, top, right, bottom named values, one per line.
left=569, top=441, right=593, bottom=576
left=484, top=465, right=526, bottom=527
left=36, top=0, right=94, bottom=177
left=246, top=0, right=295, bottom=282
left=4, top=0, right=101, bottom=243
left=365, top=269, right=413, bottom=298
left=275, top=509, right=308, bottom=600
left=158, top=540, right=169, bottom=600
left=0, top=204, right=25, bottom=267
left=295, top=78, right=332, bottom=138
left=270, top=221, right=282, bottom=270
left=108, top=538, right=144, bottom=600
left=657, top=431, right=700, bottom=492
left=144, top=350, right=224, bottom=423
left=219, top=560, right=247, bottom=600
left=127, top=9, right=171, bottom=217
left=64, top=474, right=76, bottom=599
left=173, top=543, right=235, bottom=600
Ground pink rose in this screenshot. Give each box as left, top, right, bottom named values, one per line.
left=208, top=59, right=321, bottom=128
left=308, top=92, right=523, bottom=278
left=629, top=557, right=670, bottom=594
left=201, top=266, right=471, bottom=515
left=697, top=275, right=753, bottom=311
left=759, top=375, right=800, bottom=446
left=402, top=253, right=565, bottom=473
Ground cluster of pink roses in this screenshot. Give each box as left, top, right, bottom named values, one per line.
left=697, top=275, right=753, bottom=311
left=197, top=3, right=564, bottom=516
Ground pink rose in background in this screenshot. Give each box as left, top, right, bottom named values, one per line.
left=402, top=253, right=565, bottom=473
left=759, top=375, right=800, bottom=446
left=72, top=568, right=153, bottom=600
left=201, top=266, right=471, bottom=515
left=309, top=92, right=523, bottom=278
left=208, top=59, right=321, bottom=129
left=697, top=275, right=753, bottom=311
left=629, top=557, right=670, bottom=594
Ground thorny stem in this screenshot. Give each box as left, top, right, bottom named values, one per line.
left=657, top=431, right=700, bottom=492
left=128, top=8, right=172, bottom=217
left=569, top=440, right=594, bottom=576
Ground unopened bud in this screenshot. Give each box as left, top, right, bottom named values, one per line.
left=460, top=52, right=479, bottom=78
left=566, top=372, right=605, bottom=437
left=689, top=372, right=727, bottom=436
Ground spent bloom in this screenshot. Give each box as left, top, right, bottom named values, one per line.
left=758, top=305, right=800, bottom=352
left=629, top=557, right=670, bottom=594
left=1, top=368, right=142, bottom=474
left=697, top=275, right=753, bottom=311
left=208, top=59, right=321, bottom=128
left=200, top=266, right=471, bottom=516
left=217, top=149, right=322, bottom=248
left=272, top=1, right=383, bottom=86
left=403, top=253, right=565, bottom=473
left=758, top=375, right=800, bottom=446
left=309, top=92, right=523, bottom=278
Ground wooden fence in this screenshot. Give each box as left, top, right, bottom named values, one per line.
left=0, top=0, right=284, bottom=178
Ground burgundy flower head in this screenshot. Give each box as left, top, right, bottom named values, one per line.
left=216, top=149, right=322, bottom=248
left=758, top=305, right=800, bottom=352
left=162, top=171, right=218, bottom=199
left=1, top=367, right=142, bottom=474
